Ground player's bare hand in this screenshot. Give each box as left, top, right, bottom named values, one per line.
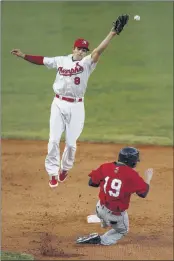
left=144, top=168, right=153, bottom=184
left=11, top=49, right=25, bottom=58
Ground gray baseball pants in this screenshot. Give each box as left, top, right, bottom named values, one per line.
left=96, top=200, right=129, bottom=245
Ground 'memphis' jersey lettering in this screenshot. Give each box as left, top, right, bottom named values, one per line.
left=58, top=62, right=84, bottom=77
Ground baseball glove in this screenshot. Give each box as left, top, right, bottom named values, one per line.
left=112, top=14, right=129, bottom=35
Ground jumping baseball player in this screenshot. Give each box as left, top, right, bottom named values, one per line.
left=11, top=15, right=129, bottom=189
left=76, top=147, right=153, bottom=245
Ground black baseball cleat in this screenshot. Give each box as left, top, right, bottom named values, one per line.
left=76, top=233, right=101, bottom=245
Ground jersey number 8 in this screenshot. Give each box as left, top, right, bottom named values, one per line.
left=103, top=176, right=122, bottom=198
left=74, top=77, right=80, bottom=85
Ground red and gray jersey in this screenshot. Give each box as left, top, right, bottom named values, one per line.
left=88, top=162, right=149, bottom=212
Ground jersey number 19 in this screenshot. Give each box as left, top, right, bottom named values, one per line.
left=103, top=177, right=122, bottom=197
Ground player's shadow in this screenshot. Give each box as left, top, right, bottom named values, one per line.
left=121, top=232, right=172, bottom=247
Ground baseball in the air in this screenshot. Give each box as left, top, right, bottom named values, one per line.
left=134, top=15, right=140, bottom=21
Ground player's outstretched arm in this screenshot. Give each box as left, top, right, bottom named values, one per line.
left=11, top=49, right=25, bottom=58
left=91, top=31, right=116, bottom=63
left=11, top=49, right=44, bottom=65
left=144, top=168, right=153, bottom=185
left=136, top=168, right=153, bottom=198
left=91, top=14, right=129, bottom=63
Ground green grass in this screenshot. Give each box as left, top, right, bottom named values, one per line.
left=0, top=251, right=34, bottom=260
left=1, top=2, right=173, bottom=145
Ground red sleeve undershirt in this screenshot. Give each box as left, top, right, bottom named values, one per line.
left=24, top=55, right=44, bottom=65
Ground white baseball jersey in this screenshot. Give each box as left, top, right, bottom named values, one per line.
left=43, top=54, right=97, bottom=98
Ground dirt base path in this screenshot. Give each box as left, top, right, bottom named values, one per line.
left=1, top=140, right=173, bottom=260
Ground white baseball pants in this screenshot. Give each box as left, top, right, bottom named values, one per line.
left=45, top=97, right=85, bottom=176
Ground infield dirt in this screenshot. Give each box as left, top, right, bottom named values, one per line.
left=1, top=140, right=173, bottom=260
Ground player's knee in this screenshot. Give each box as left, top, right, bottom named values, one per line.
left=116, top=227, right=128, bottom=236
left=66, top=144, right=76, bottom=160
left=122, top=228, right=129, bottom=236
left=66, top=143, right=77, bottom=150
left=49, top=139, right=60, bottom=144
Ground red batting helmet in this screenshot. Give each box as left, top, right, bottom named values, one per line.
left=74, top=38, right=89, bottom=51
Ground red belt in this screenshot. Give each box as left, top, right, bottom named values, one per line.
left=100, top=202, right=123, bottom=216
left=109, top=210, right=122, bottom=216
left=56, top=94, right=83, bottom=103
